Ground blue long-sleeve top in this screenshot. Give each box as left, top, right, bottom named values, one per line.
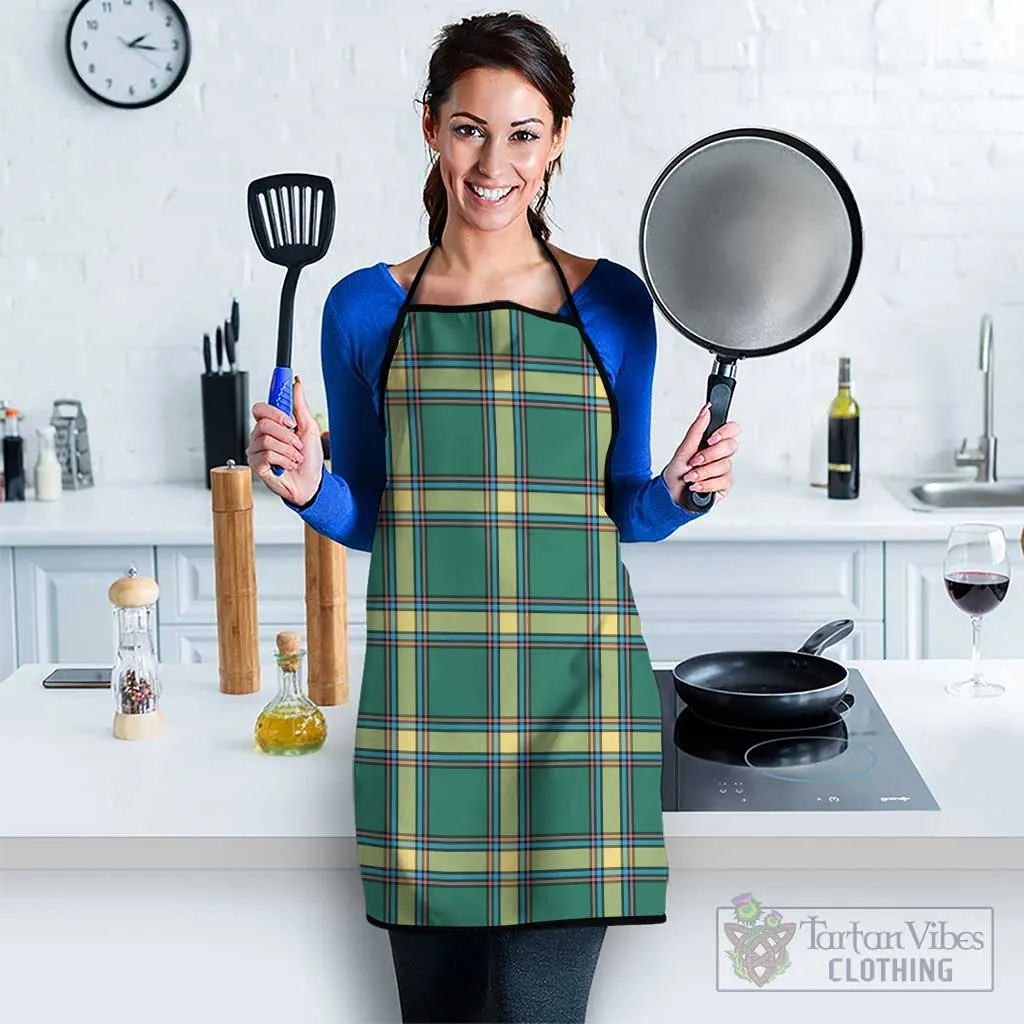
left=293, top=257, right=702, bottom=551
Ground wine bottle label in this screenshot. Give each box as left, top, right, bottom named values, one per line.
left=827, top=417, right=859, bottom=500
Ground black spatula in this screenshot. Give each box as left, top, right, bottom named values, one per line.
left=246, top=172, right=336, bottom=474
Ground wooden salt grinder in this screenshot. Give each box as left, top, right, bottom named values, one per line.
left=210, top=461, right=260, bottom=694
left=304, top=524, right=349, bottom=705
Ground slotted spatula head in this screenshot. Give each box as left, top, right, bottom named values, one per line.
left=246, top=173, right=336, bottom=475
left=247, top=173, right=335, bottom=268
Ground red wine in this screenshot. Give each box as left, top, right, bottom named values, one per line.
left=944, top=571, right=1009, bottom=616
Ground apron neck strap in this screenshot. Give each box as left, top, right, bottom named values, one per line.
left=402, top=243, right=437, bottom=309
left=536, top=236, right=583, bottom=327
left=403, top=236, right=583, bottom=327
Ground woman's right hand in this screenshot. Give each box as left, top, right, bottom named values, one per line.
left=247, top=375, right=324, bottom=506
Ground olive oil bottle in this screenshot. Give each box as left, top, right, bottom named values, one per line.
left=827, top=357, right=860, bottom=500
left=255, top=631, right=327, bottom=756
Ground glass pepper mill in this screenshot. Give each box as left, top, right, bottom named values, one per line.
left=108, top=567, right=163, bottom=740
left=255, top=631, right=327, bottom=755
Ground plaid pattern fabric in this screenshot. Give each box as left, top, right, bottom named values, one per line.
left=354, top=304, right=668, bottom=929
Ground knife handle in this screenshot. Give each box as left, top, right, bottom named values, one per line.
left=203, top=334, right=212, bottom=375
left=267, top=367, right=292, bottom=477
left=215, top=327, right=224, bottom=372
left=224, top=321, right=236, bottom=370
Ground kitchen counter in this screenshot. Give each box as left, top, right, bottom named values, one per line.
left=2, top=473, right=1024, bottom=545
left=3, top=657, right=1024, bottom=871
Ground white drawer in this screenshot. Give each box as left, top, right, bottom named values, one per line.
left=642, top=619, right=885, bottom=666
left=156, top=545, right=369, bottom=625
left=159, top=621, right=367, bottom=667
left=623, top=541, right=883, bottom=624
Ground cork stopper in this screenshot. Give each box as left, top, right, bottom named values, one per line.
left=108, top=567, right=159, bottom=608
left=276, top=630, right=303, bottom=672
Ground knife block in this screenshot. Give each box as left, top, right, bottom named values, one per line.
left=201, top=372, right=249, bottom=489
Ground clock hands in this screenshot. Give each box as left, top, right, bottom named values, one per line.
left=116, top=34, right=165, bottom=70
left=117, top=34, right=165, bottom=52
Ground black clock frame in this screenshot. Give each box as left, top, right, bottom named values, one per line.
left=64, top=0, right=192, bottom=109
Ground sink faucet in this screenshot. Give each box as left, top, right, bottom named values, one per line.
left=955, top=313, right=997, bottom=483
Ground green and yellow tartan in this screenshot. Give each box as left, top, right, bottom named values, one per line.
left=354, top=300, right=669, bottom=930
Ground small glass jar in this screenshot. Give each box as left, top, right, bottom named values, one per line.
left=108, top=567, right=163, bottom=740
left=255, top=631, right=327, bottom=755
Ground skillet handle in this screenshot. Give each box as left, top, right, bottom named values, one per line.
left=833, top=692, right=856, bottom=718
left=798, top=619, right=855, bottom=656
left=681, top=359, right=736, bottom=514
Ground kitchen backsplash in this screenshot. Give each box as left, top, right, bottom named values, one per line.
left=2, top=0, right=1023, bottom=485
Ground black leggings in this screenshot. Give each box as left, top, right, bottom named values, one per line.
left=387, top=924, right=607, bottom=1023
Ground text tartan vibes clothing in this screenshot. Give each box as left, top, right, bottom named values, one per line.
left=353, top=240, right=669, bottom=930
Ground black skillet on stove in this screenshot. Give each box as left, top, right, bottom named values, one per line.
left=672, top=619, right=855, bottom=730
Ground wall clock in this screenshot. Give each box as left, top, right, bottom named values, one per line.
left=65, top=0, right=192, bottom=109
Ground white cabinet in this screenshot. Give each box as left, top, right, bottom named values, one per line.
left=641, top=619, right=883, bottom=665
left=154, top=545, right=370, bottom=666
left=624, top=541, right=885, bottom=663
left=160, top=622, right=367, bottom=667
left=31, top=534, right=1024, bottom=669
left=885, top=541, right=1024, bottom=659
left=13, top=546, right=156, bottom=664
left=155, top=545, right=370, bottom=628
left=0, top=548, right=15, bottom=679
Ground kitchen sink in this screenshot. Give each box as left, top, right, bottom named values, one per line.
left=888, top=477, right=1024, bottom=512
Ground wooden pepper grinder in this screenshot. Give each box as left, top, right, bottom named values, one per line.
left=304, top=524, right=349, bottom=705
left=210, top=460, right=260, bottom=694
left=303, top=427, right=349, bottom=706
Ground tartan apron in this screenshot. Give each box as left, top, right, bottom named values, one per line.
left=354, top=239, right=669, bottom=930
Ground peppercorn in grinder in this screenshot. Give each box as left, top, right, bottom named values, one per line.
left=108, top=568, right=163, bottom=740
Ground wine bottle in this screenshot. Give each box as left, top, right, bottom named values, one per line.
left=827, top=357, right=860, bottom=500
left=2, top=408, right=25, bottom=502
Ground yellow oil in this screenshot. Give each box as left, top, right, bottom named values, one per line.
left=255, top=702, right=327, bottom=756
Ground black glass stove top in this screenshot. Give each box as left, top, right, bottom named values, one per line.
left=656, top=668, right=939, bottom=812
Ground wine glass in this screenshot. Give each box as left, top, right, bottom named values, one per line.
left=943, top=524, right=1010, bottom=698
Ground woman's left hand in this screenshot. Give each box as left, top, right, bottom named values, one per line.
left=662, top=402, right=741, bottom=507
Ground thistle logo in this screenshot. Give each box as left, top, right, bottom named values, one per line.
left=722, top=892, right=797, bottom=987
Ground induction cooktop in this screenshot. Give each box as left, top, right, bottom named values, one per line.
left=655, top=668, right=939, bottom=812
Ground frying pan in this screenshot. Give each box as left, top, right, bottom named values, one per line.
left=672, top=619, right=855, bottom=729
left=638, top=128, right=863, bottom=513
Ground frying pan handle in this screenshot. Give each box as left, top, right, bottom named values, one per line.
left=681, top=361, right=736, bottom=513
left=833, top=692, right=856, bottom=717
left=267, top=367, right=293, bottom=477
left=798, top=619, right=855, bottom=656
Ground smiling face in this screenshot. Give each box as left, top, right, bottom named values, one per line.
left=424, top=66, right=568, bottom=235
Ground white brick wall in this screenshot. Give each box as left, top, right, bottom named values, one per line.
left=1, top=0, right=1023, bottom=486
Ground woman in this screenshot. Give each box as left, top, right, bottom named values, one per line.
left=248, top=11, right=739, bottom=1022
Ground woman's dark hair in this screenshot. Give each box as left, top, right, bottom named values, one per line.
left=419, top=12, right=576, bottom=244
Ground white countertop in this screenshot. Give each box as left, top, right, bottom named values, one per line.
left=1, top=473, right=1023, bottom=546
left=3, top=657, right=1024, bottom=870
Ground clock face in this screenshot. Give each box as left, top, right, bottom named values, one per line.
left=65, top=0, right=191, bottom=108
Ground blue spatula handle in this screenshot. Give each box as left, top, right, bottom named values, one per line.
left=267, top=367, right=293, bottom=477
